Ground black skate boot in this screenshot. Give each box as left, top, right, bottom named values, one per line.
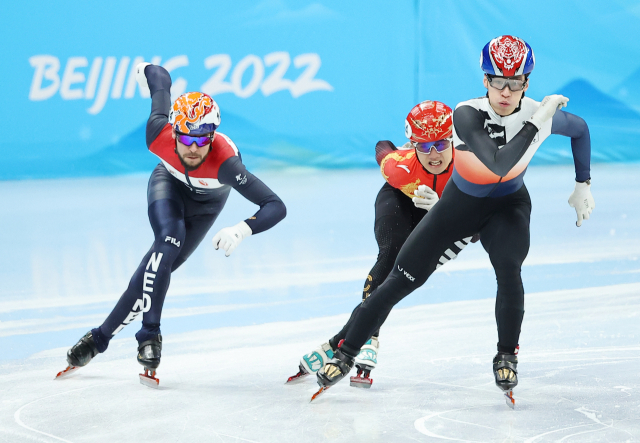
left=67, top=331, right=100, bottom=367
left=138, top=334, right=162, bottom=388
left=311, top=347, right=356, bottom=401
left=55, top=331, right=100, bottom=379
left=493, top=351, right=518, bottom=408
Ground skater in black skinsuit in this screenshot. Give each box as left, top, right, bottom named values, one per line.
left=59, top=63, right=286, bottom=385
left=312, top=36, right=595, bottom=404
left=289, top=101, right=462, bottom=387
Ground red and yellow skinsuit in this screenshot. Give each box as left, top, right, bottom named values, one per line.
left=378, top=142, right=455, bottom=198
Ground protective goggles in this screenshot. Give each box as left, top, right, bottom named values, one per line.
left=486, top=75, right=527, bottom=91
left=412, top=138, right=452, bottom=154
left=177, top=133, right=214, bottom=147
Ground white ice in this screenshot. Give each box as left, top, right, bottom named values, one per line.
left=1, top=165, right=639, bottom=442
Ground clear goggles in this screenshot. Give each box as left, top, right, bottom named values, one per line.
left=486, top=75, right=527, bottom=91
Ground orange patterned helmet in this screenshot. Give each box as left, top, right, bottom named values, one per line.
left=404, top=100, right=453, bottom=143
left=169, top=92, right=221, bottom=135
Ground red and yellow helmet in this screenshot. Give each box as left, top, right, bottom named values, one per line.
left=169, top=92, right=221, bottom=135
left=404, top=100, right=453, bottom=143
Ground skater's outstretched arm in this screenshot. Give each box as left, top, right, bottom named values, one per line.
left=140, top=64, right=173, bottom=147
left=551, top=111, right=595, bottom=226
left=453, top=105, right=538, bottom=177
left=217, top=156, right=286, bottom=235
left=551, top=110, right=591, bottom=182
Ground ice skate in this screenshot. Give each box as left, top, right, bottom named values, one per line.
left=55, top=331, right=99, bottom=380
left=286, top=342, right=335, bottom=383
left=311, top=348, right=355, bottom=401
left=493, top=351, right=518, bottom=409
left=138, top=334, right=162, bottom=388
left=350, top=337, right=379, bottom=388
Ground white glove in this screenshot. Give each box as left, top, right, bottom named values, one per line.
left=529, top=94, right=569, bottom=129
left=568, top=181, right=595, bottom=227
left=135, top=62, right=151, bottom=95
left=212, top=221, right=252, bottom=257
left=412, top=185, right=439, bottom=211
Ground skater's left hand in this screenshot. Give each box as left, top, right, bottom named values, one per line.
left=135, top=62, right=151, bottom=95
left=212, top=221, right=252, bottom=256
left=568, top=180, right=595, bottom=227
left=413, top=185, right=438, bottom=211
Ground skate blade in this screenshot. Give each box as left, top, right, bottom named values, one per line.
left=310, top=386, right=329, bottom=402
left=504, top=390, right=515, bottom=409
left=139, top=371, right=160, bottom=388
left=285, top=370, right=309, bottom=384
left=54, top=366, right=79, bottom=380
left=349, top=375, right=373, bottom=389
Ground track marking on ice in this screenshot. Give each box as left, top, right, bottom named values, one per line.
left=613, top=385, right=632, bottom=396
left=409, top=344, right=640, bottom=442
left=414, top=406, right=494, bottom=442
left=14, top=381, right=124, bottom=443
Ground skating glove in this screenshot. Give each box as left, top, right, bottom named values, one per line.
left=212, top=221, right=253, bottom=257
left=412, top=184, right=439, bottom=211
left=528, top=94, right=569, bottom=130
left=568, top=180, right=595, bottom=227
left=135, top=62, right=152, bottom=96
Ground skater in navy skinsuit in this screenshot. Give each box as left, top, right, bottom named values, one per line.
left=60, top=63, right=286, bottom=384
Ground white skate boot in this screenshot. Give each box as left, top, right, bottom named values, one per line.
left=350, top=337, right=379, bottom=388
left=286, top=342, right=335, bottom=383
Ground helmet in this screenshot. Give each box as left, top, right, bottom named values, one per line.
left=169, top=92, right=221, bottom=135
left=404, top=100, right=453, bottom=143
left=480, top=35, right=535, bottom=77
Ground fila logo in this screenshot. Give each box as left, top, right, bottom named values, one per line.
left=165, top=236, right=181, bottom=247
left=397, top=165, right=410, bottom=173
left=397, top=265, right=415, bottom=282
left=198, top=179, right=209, bottom=187
left=235, top=173, right=248, bottom=185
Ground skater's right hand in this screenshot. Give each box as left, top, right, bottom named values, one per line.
left=568, top=180, right=595, bottom=227
left=212, top=221, right=252, bottom=257
left=412, top=185, right=438, bottom=211
left=528, top=94, right=569, bottom=129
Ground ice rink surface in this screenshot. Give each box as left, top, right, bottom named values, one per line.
left=1, top=164, right=639, bottom=442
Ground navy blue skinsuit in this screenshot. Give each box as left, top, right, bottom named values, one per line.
left=91, top=66, right=286, bottom=352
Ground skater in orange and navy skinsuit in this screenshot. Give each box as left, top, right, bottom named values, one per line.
left=313, top=36, right=594, bottom=406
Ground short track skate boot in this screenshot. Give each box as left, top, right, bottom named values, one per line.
left=287, top=342, right=336, bottom=383
left=66, top=331, right=100, bottom=367
left=138, top=334, right=162, bottom=388
left=351, top=337, right=379, bottom=388
left=55, top=331, right=100, bottom=379
left=311, top=347, right=356, bottom=401
left=493, top=351, right=518, bottom=408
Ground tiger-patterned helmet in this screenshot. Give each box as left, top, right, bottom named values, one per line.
left=169, top=92, right=221, bottom=135
left=404, top=100, right=453, bottom=143
left=480, top=35, right=535, bottom=77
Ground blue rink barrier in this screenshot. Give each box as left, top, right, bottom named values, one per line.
left=2, top=1, right=640, bottom=180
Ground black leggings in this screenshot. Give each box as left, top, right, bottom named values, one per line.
left=95, top=165, right=230, bottom=349
left=340, top=180, right=531, bottom=356
left=329, top=183, right=426, bottom=348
